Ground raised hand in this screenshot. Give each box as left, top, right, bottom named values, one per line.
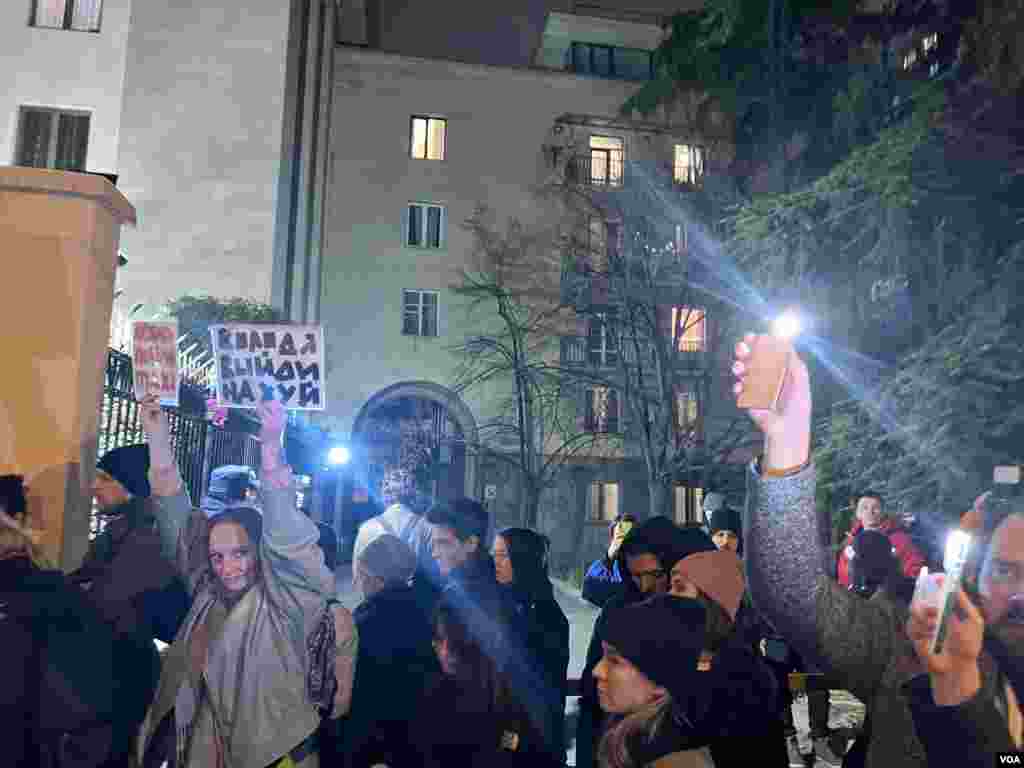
left=906, top=579, right=985, bottom=705
left=139, top=393, right=167, bottom=437
left=257, top=400, right=286, bottom=445
left=733, top=334, right=812, bottom=472
left=140, top=393, right=175, bottom=470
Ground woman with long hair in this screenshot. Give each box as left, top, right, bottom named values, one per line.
left=136, top=396, right=353, bottom=768
left=412, top=592, right=562, bottom=768
left=593, top=594, right=713, bottom=768
left=493, top=527, right=571, bottom=762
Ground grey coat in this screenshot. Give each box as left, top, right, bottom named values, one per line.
left=744, top=462, right=927, bottom=768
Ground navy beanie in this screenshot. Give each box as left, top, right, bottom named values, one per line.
left=603, top=595, right=707, bottom=702
left=97, top=444, right=152, bottom=498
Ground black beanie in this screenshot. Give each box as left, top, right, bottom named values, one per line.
left=708, top=506, right=742, bottom=536
left=97, top=444, right=151, bottom=498
left=603, top=595, right=707, bottom=702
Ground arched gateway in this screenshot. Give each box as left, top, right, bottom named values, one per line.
left=351, top=381, right=478, bottom=504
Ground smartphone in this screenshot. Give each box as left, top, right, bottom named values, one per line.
left=737, top=335, right=792, bottom=411
left=931, top=531, right=972, bottom=655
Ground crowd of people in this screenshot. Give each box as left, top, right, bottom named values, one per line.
left=1, top=335, right=1022, bottom=767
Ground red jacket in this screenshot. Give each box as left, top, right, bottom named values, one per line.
left=836, top=519, right=926, bottom=587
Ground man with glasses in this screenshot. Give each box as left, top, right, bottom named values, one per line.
left=575, top=516, right=717, bottom=768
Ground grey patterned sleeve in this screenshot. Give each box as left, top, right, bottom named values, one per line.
left=744, top=461, right=832, bottom=666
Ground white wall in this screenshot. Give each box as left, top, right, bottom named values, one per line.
left=321, top=47, right=691, bottom=437
left=113, top=0, right=292, bottom=313
left=0, top=0, right=132, bottom=173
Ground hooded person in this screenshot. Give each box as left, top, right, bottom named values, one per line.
left=705, top=496, right=743, bottom=556
left=71, top=444, right=187, bottom=766
left=576, top=517, right=718, bottom=768
left=593, top=595, right=714, bottom=768
left=337, top=534, right=439, bottom=768
left=199, top=464, right=259, bottom=517
left=1, top=474, right=120, bottom=767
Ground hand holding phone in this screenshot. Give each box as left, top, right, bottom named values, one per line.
left=736, top=335, right=792, bottom=411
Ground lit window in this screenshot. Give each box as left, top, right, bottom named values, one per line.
left=31, top=0, right=102, bottom=32
left=674, top=144, right=705, bottom=186
left=923, top=33, right=938, bottom=53
left=588, top=313, right=619, bottom=368
left=589, top=136, right=624, bottom=186
left=589, top=481, right=620, bottom=521
left=410, top=116, right=446, bottom=160
left=674, top=485, right=703, bottom=525
left=402, top=290, right=439, bottom=337
left=676, top=388, right=699, bottom=430
left=670, top=307, right=706, bottom=352
left=586, top=386, right=620, bottom=433
left=16, top=107, right=90, bottom=170
left=902, top=49, right=919, bottom=70
left=406, top=203, right=445, bottom=248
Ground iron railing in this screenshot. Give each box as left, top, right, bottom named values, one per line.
left=93, top=349, right=260, bottom=537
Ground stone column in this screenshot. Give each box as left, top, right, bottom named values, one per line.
left=0, top=167, right=136, bottom=570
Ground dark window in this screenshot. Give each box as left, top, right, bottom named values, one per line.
left=31, top=0, right=103, bottom=32
left=406, top=203, right=445, bottom=248
left=569, top=43, right=653, bottom=81
left=16, top=107, right=90, bottom=170
left=403, top=290, right=439, bottom=337
left=585, top=387, right=620, bottom=433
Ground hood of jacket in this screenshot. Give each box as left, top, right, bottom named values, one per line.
left=615, top=517, right=717, bottom=604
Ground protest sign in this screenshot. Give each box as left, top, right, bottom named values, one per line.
left=132, top=321, right=179, bottom=405
left=210, top=324, right=326, bottom=411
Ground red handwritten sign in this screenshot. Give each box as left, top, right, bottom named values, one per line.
left=132, top=321, right=179, bottom=405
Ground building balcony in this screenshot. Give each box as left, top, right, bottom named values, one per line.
left=566, top=153, right=627, bottom=188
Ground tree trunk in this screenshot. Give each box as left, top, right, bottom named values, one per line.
left=648, top=479, right=672, bottom=519
left=522, top=481, right=541, bottom=530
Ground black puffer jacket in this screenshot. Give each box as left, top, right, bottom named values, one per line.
left=576, top=518, right=717, bottom=768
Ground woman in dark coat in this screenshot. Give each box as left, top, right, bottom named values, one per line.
left=411, top=593, right=564, bottom=768
left=494, top=527, right=571, bottom=764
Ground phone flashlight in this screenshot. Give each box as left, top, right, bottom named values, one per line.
left=931, top=529, right=972, bottom=655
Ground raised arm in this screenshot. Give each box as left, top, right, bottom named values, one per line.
left=255, top=401, right=335, bottom=600
left=140, top=394, right=205, bottom=588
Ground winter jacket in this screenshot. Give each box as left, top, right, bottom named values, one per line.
left=745, top=462, right=928, bottom=768
left=137, top=465, right=337, bottom=768
left=581, top=557, right=623, bottom=608
left=500, top=580, right=571, bottom=761
left=837, top=518, right=926, bottom=588
left=410, top=672, right=564, bottom=768
left=576, top=518, right=717, bottom=768
left=0, top=555, right=118, bottom=768
left=903, top=631, right=1024, bottom=768
left=338, top=582, right=439, bottom=768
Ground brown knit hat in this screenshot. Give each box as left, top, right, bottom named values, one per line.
left=358, top=533, right=416, bottom=586
left=672, top=550, right=745, bottom=620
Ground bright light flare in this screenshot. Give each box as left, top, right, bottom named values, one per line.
left=327, top=446, right=350, bottom=466
left=944, top=529, right=972, bottom=572
left=772, top=310, right=804, bottom=340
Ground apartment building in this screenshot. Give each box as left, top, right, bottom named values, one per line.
left=314, top=1, right=740, bottom=569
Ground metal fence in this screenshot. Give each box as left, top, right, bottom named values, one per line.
left=94, top=349, right=259, bottom=537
